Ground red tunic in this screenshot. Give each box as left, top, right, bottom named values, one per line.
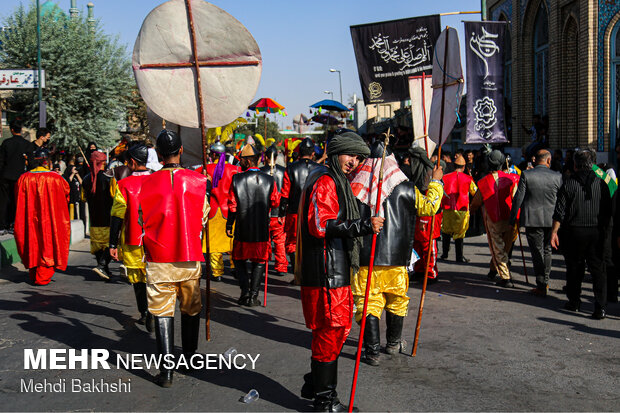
left=442, top=171, right=473, bottom=211
left=478, top=172, right=520, bottom=222
left=197, top=162, right=240, bottom=219
left=139, top=168, right=208, bottom=263
left=14, top=168, right=70, bottom=270
left=117, top=172, right=150, bottom=246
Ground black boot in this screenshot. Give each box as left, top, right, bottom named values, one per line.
left=153, top=316, right=174, bottom=387
left=362, top=315, right=380, bottom=366
left=440, top=233, right=450, bottom=260
left=385, top=311, right=406, bottom=355
left=133, top=282, right=149, bottom=324
left=313, top=358, right=356, bottom=412
left=455, top=238, right=470, bottom=263
left=180, top=313, right=200, bottom=369
left=247, top=262, right=265, bottom=307
left=235, top=260, right=250, bottom=305
left=301, top=367, right=314, bottom=399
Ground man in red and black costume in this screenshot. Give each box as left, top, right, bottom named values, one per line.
left=14, top=147, right=70, bottom=285
left=82, top=150, right=114, bottom=280
left=297, top=131, right=383, bottom=412
left=197, top=141, right=240, bottom=282
left=260, top=144, right=288, bottom=276
left=109, top=142, right=152, bottom=331
left=279, top=138, right=318, bottom=266
left=139, top=130, right=209, bottom=387
left=227, top=144, right=279, bottom=306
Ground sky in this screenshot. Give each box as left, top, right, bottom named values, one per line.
left=1, top=0, right=482, bottom=129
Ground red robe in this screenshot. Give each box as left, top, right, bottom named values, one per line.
left=14, top=167, right=71, bottom=272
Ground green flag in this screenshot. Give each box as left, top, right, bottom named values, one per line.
left=592, top=164, right=617, bottom=197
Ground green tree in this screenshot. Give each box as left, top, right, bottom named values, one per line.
left=0, top=3, right=133, bottom=151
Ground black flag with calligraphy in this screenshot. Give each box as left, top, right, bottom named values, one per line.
left=465, top=21, right=508, bottom=144
left=350, top=15, right=440, bottom=105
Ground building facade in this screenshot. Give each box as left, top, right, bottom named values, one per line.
left=487, top=0, right=620, bottom=160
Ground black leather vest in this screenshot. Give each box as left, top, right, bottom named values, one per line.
left=358, top=181, right=417, bottom=267
left=285, top=158, right=319, bottom=215
left=231, top=169, right=275, bottom=242
left=298, top=166, right=373, bottom=289
left=82, top=171, right=113, bottom=227
left=260, top=164, right=285, bottom=218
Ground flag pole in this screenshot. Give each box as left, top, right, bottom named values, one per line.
left=348, top=128, right=390, bottom=413
left=411, top=27, right=450, bottom=358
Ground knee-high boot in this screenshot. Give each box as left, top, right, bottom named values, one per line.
left=181, top=313, right=200, bottom=365
left=441, top=233, right=450, bottom=259
left=133, top=282, right=153, bottom=332
left=248, top=262, right=265, bottom=307
left=235, top=260, right=249, bottom=305
left=312, top=358, right=356, bottom=412
left=385, top=311, right=406, bottom=354
left=362, top=315, right=380, bottom=366
left=455, top=238, right=470, bottom=263
left=153, top=316, right=174, bottom=387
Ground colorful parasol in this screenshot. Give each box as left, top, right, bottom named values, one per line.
left=249, top=97, right=285, bottom=114
left=310, top=99, right=348, bottom=112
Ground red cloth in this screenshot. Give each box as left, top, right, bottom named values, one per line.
left=307, top=175, right=339, bottom=239
left=139, top=168, right=207, bottom=263
left=281, top=169, right=291, bottom=199
left=477, top=171, right=520, bottom=222
left=414, top=214, right=441, bottom=279
left=284, top=213, right=298, bottom=254
left=269, top=217, right=288, bottom=272
left=197, top=163, right=240, bottom=219
left=117, top=173, right=150, bottom=246
left=29, top=266, right=56, bottom=285
left=14, top=169, right=70, bottom=270
left=232, top=241, right=271, bottom=262
left=301, top=285, right=353, bottom=361
left=442, top=171, right=473, bottom=211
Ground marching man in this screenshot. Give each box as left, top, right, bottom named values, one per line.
left=297, top=131, right=383, bottom=412
left=226, top=144, right=279, bottom=306
left=139, top=130, right=209, bottom=387
left=109, top=143, right=153, bottom=331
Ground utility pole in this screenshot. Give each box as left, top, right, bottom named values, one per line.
left=36, top=0, right=44, bottom=127
left=481, top=0, right=487, bottom=20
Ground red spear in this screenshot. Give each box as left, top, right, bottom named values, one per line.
left=348, top=129, right=390, bottom=412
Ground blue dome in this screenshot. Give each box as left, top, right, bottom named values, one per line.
left=40, top=1, right=66, bottom=18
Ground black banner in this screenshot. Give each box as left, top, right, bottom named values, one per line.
left=350, top=15, right=440, bottom=105
left=465, top=21, right=508, bottom=144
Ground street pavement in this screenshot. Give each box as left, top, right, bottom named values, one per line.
left=0, top=235, right=618, bottom=412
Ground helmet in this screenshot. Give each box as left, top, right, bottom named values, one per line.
left=210, top=141, right=226, bottom=153
left=299, top=137, right=314, bottom=157
left=264, top=144, right=278, bottom=161
left=127, top=142, right=148, bottom=164
left=369, top=140, right=392, bottom=159
left=156, top=129, right=182, bottom=156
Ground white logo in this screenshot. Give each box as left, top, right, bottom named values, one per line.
left=469, top=26, right=500, bottom=79
left=368, top=82, right=383, bottom=99
left=473, top=96, right=497, bottom=140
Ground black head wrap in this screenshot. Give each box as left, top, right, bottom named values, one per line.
left=325, top=131, right=370, bottom=273
left=408, top=146, right=434, bottom=192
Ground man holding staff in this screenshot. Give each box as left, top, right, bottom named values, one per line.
left=297, top=131, right=383, bottom=412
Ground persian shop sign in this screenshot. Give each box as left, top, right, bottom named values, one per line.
left=0, top=69, right=45, bottom=89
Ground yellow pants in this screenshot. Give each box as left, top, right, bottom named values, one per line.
left=146, top=261, right=202, bottom=317
left=209, top=253, right=234, bottom=278
left=89, top=226, right=110, bottom=254
left=352, top=265, right=410, bottom=323
left=484, top=213, right=516, bottom=280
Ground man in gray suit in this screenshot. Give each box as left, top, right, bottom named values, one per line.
left=510, top=149, right=562, bottom=296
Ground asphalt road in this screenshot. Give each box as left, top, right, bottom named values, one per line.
left=0, top=235, right=618, bottom=412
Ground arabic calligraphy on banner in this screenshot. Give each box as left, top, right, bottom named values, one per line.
left=350, top=15, right=440, bottom=105
left=464, top=21, right=508, bottom=144
left=0, top=69, right=45, bottom=89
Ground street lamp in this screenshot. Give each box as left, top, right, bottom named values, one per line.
left=329, top=68, right=342, bottom=103
left=323, top=90, right=333, bottom=100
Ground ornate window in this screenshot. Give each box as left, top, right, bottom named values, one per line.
left=533, top=3, right=549, bottom=116
left=611, top=23, right=620, bottom=152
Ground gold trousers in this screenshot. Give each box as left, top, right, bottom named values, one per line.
left=146, top=261, right=202, bottom=317
left=352, top=265, right=410, bottom=323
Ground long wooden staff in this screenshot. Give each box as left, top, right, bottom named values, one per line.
left=516, top=223, right=529, bottom=284
left=411, top=27, right=450, bottom=358
left=348, top=129, right=390, bottom=413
